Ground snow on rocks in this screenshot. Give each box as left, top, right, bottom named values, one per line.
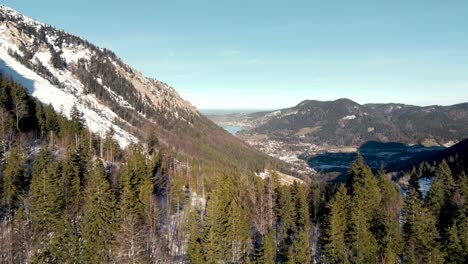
left=0, top=46, right=137, bottom=147
left=341, top=115, right=356, bottom=120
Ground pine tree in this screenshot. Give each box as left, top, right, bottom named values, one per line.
left=403, top=188, right=444, bottom=264
left=35, top=100, right=46, bottom=136
left=444, top=221, right=464, bottom=264
left=81, top=160, right=116, bottom=263
left=120, top=146, right=148, bottom=218
left=376, top=170, right=403, bottom=263
left=69, top=105, right=85, bottom=133
left=292, top=228, right=311, bottom=264
left=33, top=215, right=80, bottom=263
left=187, top=210, right=204, bottom=264
left=44, top=104, right=59, bottom=143
left=29, top=149, right=64, bottom=234
left=291, top=181, right=310, bottom=230
left=254, top=228, right=275, bottom=264
left=226, top=197, right=251, bottom=263
left=408, top=166, right=422, bottom=198
left=203, top=175, right=233, bottom=263
left=426, top=160, right=455, bottom=232
left=61, top=149, right=86, bottom=216
left=322, top=185, right=350, bottom=264
left=348, top=195, right=378, bottom=264
left=346, top=154, right=381, bottom=222
left=275, top=185, right=294, bottom=240
left=203, top=224, right=221, bottom=264
left=2, top=144, right=26, bottom=211
left=427, top=160, right=454, bottom=208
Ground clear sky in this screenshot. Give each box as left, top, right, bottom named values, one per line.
left=3, top=0, right=468, bottom=109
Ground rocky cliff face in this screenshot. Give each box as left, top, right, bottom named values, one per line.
left=0, top=5, right=280, bottom=174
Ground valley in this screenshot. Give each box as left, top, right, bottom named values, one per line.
left=1, top=3, right=467, bottom=264
left=206, top=100, right=467, bottom=181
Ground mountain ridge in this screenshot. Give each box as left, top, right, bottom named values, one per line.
left=0, top=5, right=283, bottom=175
left=226, top=98, right=468, bottom=147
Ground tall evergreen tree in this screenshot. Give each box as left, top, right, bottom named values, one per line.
left=254, top=228, right=275, bottom=264
left=291, top=181, right=310, bottom=230
left=2, top=144, right=26, bottom=211
left=408, top=166, right=422, bottom=198
left=120, top=146, right=148, bottom=218
left=29, top=149, right=64, bottom=234
left=61, top=149, right=87, bottom=216
left=426, top=160, right=456, bottom=234
left=80, top=160, right=116, bottom=263
left=292, top=228, right=311, bottom=264
left=376, top=170, right=403, bottom=263
left=403, top=188, right=444, bottom=264
left=187, top=210, right=204, bottom=264
left=322, top=185, right=349, bottom=264
left=348, top=195, right=378, bottom=264
left=275, top=185, right=294, bottom=240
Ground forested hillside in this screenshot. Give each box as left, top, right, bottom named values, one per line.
left=1, top=77, right=467, bottom=263
left=238, top=98, right=468, bottom=146
left=0, top=5, right=284, bottom=179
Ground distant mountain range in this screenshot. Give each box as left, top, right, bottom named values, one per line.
left=235, top=98, right=468, bottom=147
left=0, top=5, right=281, bottom=174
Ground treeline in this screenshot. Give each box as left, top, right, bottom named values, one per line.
left=321, top=157, right=468, bottom=264
left=187, top=175, right=312, bottom=264
left=1, top=76, right=467, bottom=263
left=0, top=75, right=194, bottom=262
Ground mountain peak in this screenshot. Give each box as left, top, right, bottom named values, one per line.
left=0, top=6, right=200, bottom=146
left=295, top=98, right=360, bottom=109
left=0, top=5, right=43, bottom=28
left=0, top=5, right=277, bottom=176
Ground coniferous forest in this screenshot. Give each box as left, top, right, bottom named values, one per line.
left=1, top=76, right=468, bottom=263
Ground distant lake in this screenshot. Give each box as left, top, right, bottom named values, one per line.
left=223, top=125, right=243, bottom=135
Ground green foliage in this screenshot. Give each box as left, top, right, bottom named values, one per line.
left=292, top=228, right=311, bottom=264
left=348, top=195, right=378, bottom=264
left=32, top=215, right=80, bottom=264
left=403, top=188, right=444, bottom=264
left=202, top=174, right=251, bottom=263
left=80, top=160, right=116, bottom=263
left=291, top=181, right=310, bottom=230
left=376, top=171, right=403, bottom=263
left=322, top=185, right=350, bottom=264
left=254, top=228, right=275, bottom=264
left=408, top=166, right=422, bottom=198
left=120, top=145, right=149, bottom=218
left=187, top=210, right=204, bottom=264
left=275, top=185, right=294, bottom=239
left=29, top=149, right=64, bottom=234
left=61, top=149, right=87, bottom=216
left=427, top=160, right=454, bottom=216
left=2, top=144, right=26, bottom=210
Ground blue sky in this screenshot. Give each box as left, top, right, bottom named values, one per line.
left=3, top=0, right=468, bottom=109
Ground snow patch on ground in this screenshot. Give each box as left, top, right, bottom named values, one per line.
left=0, top=5, right=44, bottom=29
left=341, top=115, right=356, bottom=120
left=0, top=48, right=137, bottom=147
left=61, top=47, right=90, bottom=63
left=0, top=24, right=22, bottom=54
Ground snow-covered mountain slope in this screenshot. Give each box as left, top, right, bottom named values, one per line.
left=0, top=5, right=284, bottom=175
left=0, top=24, right=136, bottom=146
left=0, top=5, right=196, bottom=147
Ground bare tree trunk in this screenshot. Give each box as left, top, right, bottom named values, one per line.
left=100, top=134, right=104, bottom=158
left=0, top=216, right=13, bottom=264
